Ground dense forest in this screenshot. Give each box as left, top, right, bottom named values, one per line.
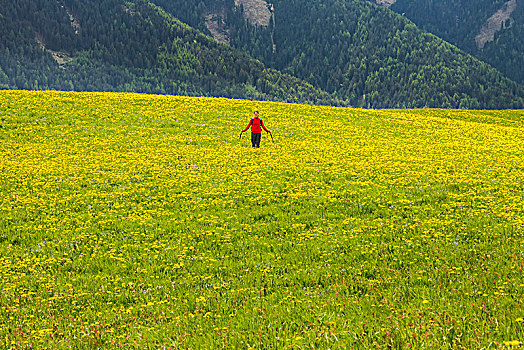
left=0, top=0, right=338, bottom=105
left=390, top=0, right=524, bottom=85
left=1, top=0, right=523, bottom=108
left=150, top=0, right=524, bottom=108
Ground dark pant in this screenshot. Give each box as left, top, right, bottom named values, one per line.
left=251, top=132, right=261, bottom=148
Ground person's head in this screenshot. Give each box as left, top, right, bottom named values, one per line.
left=254, top=110, right=259, bottom=118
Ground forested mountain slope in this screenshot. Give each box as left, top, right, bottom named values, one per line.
left=153, top=0, right=524, bottom=108
left=0, top=0, right=338, bottom=105
left=387, top=0, right=524, bottom=85
left=1, top=0, right=523, bottom=108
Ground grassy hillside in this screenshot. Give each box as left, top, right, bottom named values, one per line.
left=1, top=90, right=524, bottom=348
left=0, top=0, right=338, bottom=105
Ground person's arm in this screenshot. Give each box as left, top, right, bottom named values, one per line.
left=261, top=119, right=270, bottom=133
left=242, top=119, right=253, bottom=132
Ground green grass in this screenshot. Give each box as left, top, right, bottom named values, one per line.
left=0, top=90, right=524, bottom=348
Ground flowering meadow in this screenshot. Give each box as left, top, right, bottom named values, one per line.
left=1, top=90, right=524, bottom=349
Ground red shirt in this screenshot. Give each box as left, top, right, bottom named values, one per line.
left=243, top=117, right=269, bottom=133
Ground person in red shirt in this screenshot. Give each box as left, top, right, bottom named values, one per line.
left=240, top=111, right=271, bottom=148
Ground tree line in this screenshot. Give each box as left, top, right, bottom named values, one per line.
left=1, top=0, right=523, bottom=108
left=0, top=0, right=339, bottom=106
left=390, top=0, right=524, bottom=85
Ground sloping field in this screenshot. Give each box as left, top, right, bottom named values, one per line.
left=1, top=91, right=523, bottom=348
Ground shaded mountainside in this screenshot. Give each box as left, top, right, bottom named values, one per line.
left=387, top=0, right=524, bottom=85
left=1, top=0, right=523, bottom=108
left=150, top=0, right=524, bottom=108
left=0, top=0, right=339, bottom=105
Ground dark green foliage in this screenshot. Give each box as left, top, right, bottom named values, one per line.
left=243, top=0, right=524, bottom=108
left=0, top=0, right=338, bottom=105
left=151, top=0, right=524, bottom=108
left=391, top=0, right=524, bottom=84
left=1, top=0, right=523, bottom=108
